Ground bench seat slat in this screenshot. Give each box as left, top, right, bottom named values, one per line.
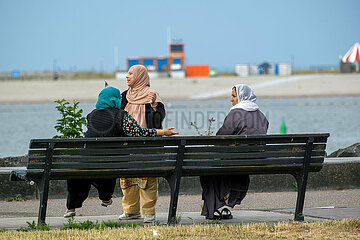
left=28, top=156, right=324, bottom=170
left=21, top=161, right=324, bottom=181
left=28, top=150, right=324, bottom=163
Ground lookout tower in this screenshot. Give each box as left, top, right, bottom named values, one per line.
left=169, top=41, right=185, bottom=70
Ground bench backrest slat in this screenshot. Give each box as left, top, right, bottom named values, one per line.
left=29, top=160, right=177, bottom=170
left=28, top=134, right=329, bottom=148
left=183, top=156, right=325, bottom=166
left=181, top=164, right=324, bottom=176
left=184, top=150, right=324, bottom=159
left=184, top=144, right=326, bottom=153
left=29, top=147, right=178, bottom=156
left=28, top=153, right=177, bottom=163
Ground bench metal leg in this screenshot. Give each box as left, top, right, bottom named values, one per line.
left=36, top=141, right=54, bottom=226
left=36, top=177, right=51, bottom=225
left=164, top=175, right=181, bottom=225
left=164, top=139, right=186, bottom=225
left=293, top=174, right=305, bottom=221
left=293, top=136, right=314, bottom=221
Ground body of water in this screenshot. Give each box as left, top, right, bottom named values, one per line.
left=0, top=97, right=359, bottom=158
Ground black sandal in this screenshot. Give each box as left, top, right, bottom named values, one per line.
left=206, top=210, right=223, bottom=220
left=221, top=208, right=233, bottom=220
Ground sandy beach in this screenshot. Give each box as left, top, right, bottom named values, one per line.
left=0, top=74, right=359, bottom=104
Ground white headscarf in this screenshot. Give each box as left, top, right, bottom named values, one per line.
left=229, top=84, right=259, bottom=112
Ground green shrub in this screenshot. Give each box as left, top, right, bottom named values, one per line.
left=5, top=195, right=24, bottom=202
left=54, top=99, right=86, bottom=138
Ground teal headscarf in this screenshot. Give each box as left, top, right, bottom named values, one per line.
left=95, top=86, right=121, bottom=110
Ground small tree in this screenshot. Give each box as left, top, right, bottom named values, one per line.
left=54, top=99, right=86, bottom=138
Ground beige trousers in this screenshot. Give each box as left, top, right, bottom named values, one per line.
left=121, top=177, right=158, bottom=215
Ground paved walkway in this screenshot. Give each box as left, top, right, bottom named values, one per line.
left=0, top=210, right=324, bottom=230
left=0, top=190, right=359, bottom=230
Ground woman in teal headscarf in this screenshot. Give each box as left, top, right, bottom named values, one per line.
left=64, top=86, right=178, bottom=218
left=95, top=86, right=121, bottom=110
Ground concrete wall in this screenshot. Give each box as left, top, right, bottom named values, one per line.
left=1, top=158, right=359, bottom=200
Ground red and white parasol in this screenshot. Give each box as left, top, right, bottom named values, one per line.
left=342, top=42, right=360, bottom=63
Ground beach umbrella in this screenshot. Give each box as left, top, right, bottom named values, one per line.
left=342, top=42, right=360, bottom=63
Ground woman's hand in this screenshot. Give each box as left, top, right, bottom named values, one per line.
left=157, top=127, right=179, bottom=136
left=150, top=102, right=158, bottom=109
left=164, top=127, right=179, bottom=136
left=148, top=92, right=157, bottom=103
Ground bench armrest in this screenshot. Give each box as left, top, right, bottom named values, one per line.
left=9, top=170, right=28, bottom=181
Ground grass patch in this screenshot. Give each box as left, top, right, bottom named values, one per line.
left=14, top=218, right=139, bottom=233
left=216, top=72, right=236, bottom=77
left=16, top=221, right=51, bottom=232
left=73, top=72, right=115, bottom=79
left=0, top=219, right=359, bottom=239
left=5, top=195, right=24, bottom=202
left=292, top=69, right=340, bottom=74
left=198, top=219, right=223, bottom=225
left=61, top=217, right=139, bottom=230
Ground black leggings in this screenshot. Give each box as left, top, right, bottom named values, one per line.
left=66, top=178, right=116, bottom=210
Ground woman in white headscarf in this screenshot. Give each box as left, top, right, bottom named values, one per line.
left=200, top=84, right=269, bottom=220
left=216, top=84, right=268, bottom=135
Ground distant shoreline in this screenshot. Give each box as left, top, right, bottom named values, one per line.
left=1, top=94, right=360, bottom=105
left=0, top=74, right=359, bottom=104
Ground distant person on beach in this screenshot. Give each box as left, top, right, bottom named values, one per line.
left=200, top=84, right=269, bottom=220
left=64, top=86, right=177, bottom=218
left=119, top=65, right=166, bottom=223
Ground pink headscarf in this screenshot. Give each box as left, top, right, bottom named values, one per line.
left=125, top=65, right=162, bottom=128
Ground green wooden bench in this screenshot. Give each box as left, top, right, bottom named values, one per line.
left=10, top=133, right=329, bottom=225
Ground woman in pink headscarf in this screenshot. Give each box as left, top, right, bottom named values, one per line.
left=119, top=65, right=166, bottom=223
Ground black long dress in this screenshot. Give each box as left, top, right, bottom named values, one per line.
left=200, top=108, right=269, bottom=219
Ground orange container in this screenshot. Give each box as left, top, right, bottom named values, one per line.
left=185, top=65, right=210, bottom=77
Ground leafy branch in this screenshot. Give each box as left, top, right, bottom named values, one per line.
left=190, top=117, right=216, bottom=136
left=53, top=99, right=86, bottom=139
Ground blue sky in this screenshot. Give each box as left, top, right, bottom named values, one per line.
left=0, top=0, right=359, bottom=72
